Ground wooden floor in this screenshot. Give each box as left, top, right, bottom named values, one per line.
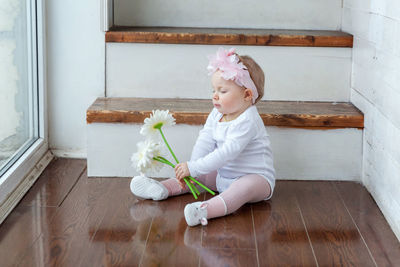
left=1, top=158, right=399, bottom=267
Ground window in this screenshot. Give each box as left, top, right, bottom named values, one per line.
left=0, top=0, right=39, bottom=176
left=0, top=0, right=48, bottom=219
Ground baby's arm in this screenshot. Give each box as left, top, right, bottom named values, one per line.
left=190, top=109, right=217, bottom=161
left=187, top=120, right=256, bottom=177
left=173, top=110, right=216, bottom=187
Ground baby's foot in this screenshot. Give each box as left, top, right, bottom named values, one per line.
left=130, top=175, right=169, bottom=201
left=184, top=202, right=208, bottom=226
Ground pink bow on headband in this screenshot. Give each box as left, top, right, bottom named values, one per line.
left=207, top=47, right=259, bottom=104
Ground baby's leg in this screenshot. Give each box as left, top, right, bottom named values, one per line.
left=161, top=171, right=218, bottom=197
left=205, top=174, right=271, bottom=219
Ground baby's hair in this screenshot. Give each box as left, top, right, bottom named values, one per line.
left=238, top=55, right=265, bottom=103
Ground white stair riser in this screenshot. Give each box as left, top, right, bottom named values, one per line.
left=115, top=0, right=342, bottom=30
left=106, top=44, right=351, bottom=102
left=87, top=123, right=362, bottom=180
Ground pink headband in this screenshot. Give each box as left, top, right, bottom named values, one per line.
left=207, top=47, right=259, bottom=104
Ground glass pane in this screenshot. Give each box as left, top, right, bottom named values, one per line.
left=0, top=0, right=38, bottom=176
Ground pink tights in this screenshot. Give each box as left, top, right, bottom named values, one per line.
left=161, top=172, right=271, bottom=220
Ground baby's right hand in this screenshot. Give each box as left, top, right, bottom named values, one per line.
left=175, top=162, right=190, bottom=188
left=176, top=175, right=186, bottom=189
left=177, top=178, right=186, bottom=189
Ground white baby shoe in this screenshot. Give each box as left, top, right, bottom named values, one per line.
left=184, top=202, right=208, bottom=226
left=130, top=175, right=169, bottom=201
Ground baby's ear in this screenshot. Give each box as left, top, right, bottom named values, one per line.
left=244, top=88, right=253, bottom=101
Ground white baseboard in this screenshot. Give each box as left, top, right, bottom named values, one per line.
left=0, top=150, right=53, bottom=225
left=50, top=149, right=86, bottom=159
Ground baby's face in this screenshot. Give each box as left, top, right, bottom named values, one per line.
left=211, top=71, right=251, bottom=116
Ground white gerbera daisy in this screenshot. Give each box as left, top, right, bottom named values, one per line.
left=140, top=110, right=176, bottom=138
left=131, top=140, right=164, bottom=174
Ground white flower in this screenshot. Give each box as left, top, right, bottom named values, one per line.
left=131, top=140, right=164, bottom=174
left=140, top=110, right=175, bottom=138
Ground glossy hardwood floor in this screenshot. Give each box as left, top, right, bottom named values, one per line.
left=1, top=158, right=399, bottom=267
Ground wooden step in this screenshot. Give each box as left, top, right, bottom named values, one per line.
left=106, top=27, right=353, bottom=47
left=87, top=98, right=364, bottom=129
left=106, top=44, right=352, bottom=102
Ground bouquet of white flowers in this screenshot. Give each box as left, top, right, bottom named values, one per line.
left=131, top=110, right=215, bottom=199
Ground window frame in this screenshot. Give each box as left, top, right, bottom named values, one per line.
left=0, top=0, right=50, bottom=222
left=102, top=0, right=114, bottom=31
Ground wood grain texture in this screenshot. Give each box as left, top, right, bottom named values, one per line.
left=106, top=27, right=353, bottom=47
left=252, top=181, right=318, bottom=266
left=17, top=174, right=122, bottom=266
left=0, top=206, right=57, bottom=267
left=19, top=158, right=86, bottom=207
left=87, top=97, right=364, bottom=128
left=3, top=159, right=400, bottom=267
left=334, top=181, right=400, bottom=266
left=202, top=193, right=256, bottom=250
left=199, top=248, right=258, bottom=267
left=79, top=178, right=150, bottom=267
left=294, top=181, right=376, bottom=266
left=140, top=193, right=202, bottom=266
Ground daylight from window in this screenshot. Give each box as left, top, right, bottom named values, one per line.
left=0, top=0, right=38, bottom=176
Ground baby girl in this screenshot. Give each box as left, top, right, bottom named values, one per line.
left=131, top=47, right=275, bottom=226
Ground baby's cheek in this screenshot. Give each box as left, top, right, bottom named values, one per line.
left=223, top=98, right=236, bottom=110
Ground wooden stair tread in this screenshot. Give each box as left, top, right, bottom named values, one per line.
left=87, top=98, right=364, bottom=129
left=106, top=26, right=353, bottom=47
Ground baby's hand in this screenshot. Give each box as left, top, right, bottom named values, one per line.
left=175, top=162, right=190, bottom=188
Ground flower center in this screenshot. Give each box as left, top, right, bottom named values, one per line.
left=153, top=122, right=163, bottom=129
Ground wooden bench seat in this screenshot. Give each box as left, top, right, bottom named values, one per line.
left=87, top=98, right=364, bottom=129
left=106, top=26, right=353, bottom=47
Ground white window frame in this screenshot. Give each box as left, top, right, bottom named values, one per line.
left=0, top=0, right=52, bottom=224
left=101, top=0, right=114, bottom=31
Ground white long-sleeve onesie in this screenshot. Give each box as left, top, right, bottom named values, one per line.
left=187, top=105, right=275, bottom=195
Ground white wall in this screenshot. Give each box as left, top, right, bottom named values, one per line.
left=343, top=0, right=400, bottom=240
left=46, top=0, right=105, bottom=157
left=106, top=44, right=352, bottom=102
left=114, top=0, right=343, bottom=30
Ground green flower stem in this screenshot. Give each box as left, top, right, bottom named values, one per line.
left=153, top=157, right=215, bottom=196
left=184, top=178, right=199, bottom=197
left=153, top=157, right=175, bottom=168
left=157, top=128, right=179, bottom=164
left=184, top=178, right=198, bottom=199
left=188, top=176, right=216, bottom=195
left=153, top=125, right=214, bottom=198
left=191, top=180, right=200, bottom=195
left=154, top=157, right=215, bottom=195
left=154, top=157, right=199, bottom=195
left=153, top=157, right=198, bottom=197
left=157, top=156, right=174, bottom=166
